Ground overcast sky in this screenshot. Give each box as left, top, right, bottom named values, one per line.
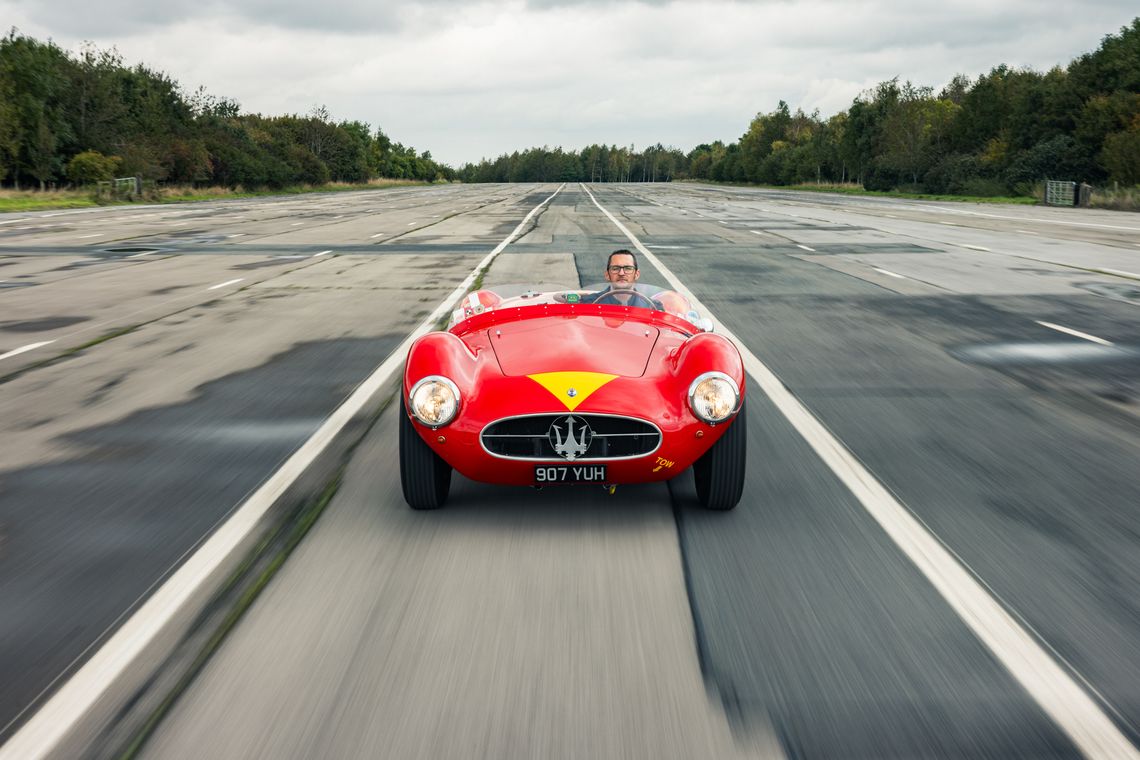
left=3, top=1, right=1136, bottom=166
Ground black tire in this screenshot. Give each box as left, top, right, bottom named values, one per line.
left=693, top=400, right=746, bottom=510
left=399, top=401, right=452, bottom=509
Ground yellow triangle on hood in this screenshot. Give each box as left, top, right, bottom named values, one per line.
left=528, top=371, right=618, bottom=411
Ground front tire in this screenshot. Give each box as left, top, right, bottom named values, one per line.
left=693, top=400, right=746, bottom=510
left=399, top=401, right=452, bottom=509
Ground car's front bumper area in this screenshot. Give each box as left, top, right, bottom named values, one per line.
left=409, top=383, right=734, bottom=486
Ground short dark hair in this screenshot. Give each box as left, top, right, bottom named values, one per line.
left=607, top=249, right=638, bottom=270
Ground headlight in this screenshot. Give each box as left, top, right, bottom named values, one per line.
left=408, top=376, right=461, bottom=427
left=688, top=372, right=739, bottom=424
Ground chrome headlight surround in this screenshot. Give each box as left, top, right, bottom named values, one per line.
left=408, top=376, right=461, bottom=428
left=688, top=371, right=740, bottom=424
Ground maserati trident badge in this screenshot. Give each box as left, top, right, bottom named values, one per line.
left=549, top=415, right=593, bottom=461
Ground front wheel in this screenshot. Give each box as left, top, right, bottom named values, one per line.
left=693, top=400, right=746, bottom=510
left=399, top=401, right=452, bottom=509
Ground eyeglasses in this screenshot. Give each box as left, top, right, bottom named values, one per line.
left=608, top=265, right=637, bottom=273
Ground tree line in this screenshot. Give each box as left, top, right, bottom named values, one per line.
left=2, top=19, right=1136, bottom=195
left=0, top=31, right=453, bottom=190
left=459, top=18, right=1139, bottom=194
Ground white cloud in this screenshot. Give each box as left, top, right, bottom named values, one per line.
left=2, top=0, right=1136, bottom=165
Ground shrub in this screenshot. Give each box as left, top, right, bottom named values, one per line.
left=66, top=150, right=121, bottom=185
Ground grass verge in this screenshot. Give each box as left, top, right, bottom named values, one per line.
left=0, top=179, right=446, bottom=213
left=687, top=180, right=1039, bottom=205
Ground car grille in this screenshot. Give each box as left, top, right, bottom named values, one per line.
left=481, top=414, right=661, bottom=461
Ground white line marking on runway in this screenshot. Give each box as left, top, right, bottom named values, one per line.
left=407, top=222, right=416, bottom=226
left=77, top=234, right=101, bottom=239
left=580, top=183, right=1140, bottom=760
left=1098, top=268, right=1140, bottom=279
left=874, top=267, right=907, bottom=279
left=0, top=184, right=566, bottom=760
left=0, top=218, right=30, bottom=225
left=0, top=341, right=55, bottom=362
left=312, top=250, right=331, bottom=257
left=127, top=251, right=153, bottom=259
left=1016, top=230, right=1039, bottom=235
left=796, top=244, right=816, bottom=252
left=647, top=245, right=687, bottom=249
left=932, top=206, right=1140, bottom=232
left=963, top=244, right=991, bottom=252
left=332, top=215, right=344, bottom=219
left=370, top=232, right=385, bottom=238
left=207, top=278, right=244, bottom=291
left=1035, top=321, right=1113, bottom=346
left=291, top=222, right=304, bottom=226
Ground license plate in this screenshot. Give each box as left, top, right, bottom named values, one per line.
left=534, top=464, right=607, bottom=484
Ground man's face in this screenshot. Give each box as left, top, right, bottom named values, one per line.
left=604, top=254, right=640, bottom=290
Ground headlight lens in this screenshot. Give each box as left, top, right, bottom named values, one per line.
left=688, top=372, right=739, bottom=424
left=409, top=376, right=461, bottom=427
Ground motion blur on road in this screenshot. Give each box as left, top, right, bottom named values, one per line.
left=1, top=183, right=1139, bottom=758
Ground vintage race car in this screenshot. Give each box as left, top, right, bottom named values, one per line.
left=400, top=283, right=746, bottom=510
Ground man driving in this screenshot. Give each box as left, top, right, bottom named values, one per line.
left=604, top=249, right=641, bottom=290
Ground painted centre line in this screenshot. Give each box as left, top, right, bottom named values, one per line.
left=77, top=233, right=102, bottom=239
left=407, top=222, right=417, bottom=226
left=1035, top=321, right=1114, bottom=346
left=291, top=222, right=304, bottom=226
left=312, top=250, right=332, bottom=257
left=963, top=244, right=991, bottom=252
left=796, top=244, right=816, bottom=252
left=580, top=183, right=1140, bottom=760
left=0, top=217, right=30, bottom=226
left=370, top=232, right=385, bottom=238
left=0, top=183, right=566, bottom=760
left=1016, top=230, right=1039, bottom=236
left=207, top=278, right=244, bottom=291
left=227, top=234, right=245, bottom=238
left=874, top=267, right=907, bottom=279
left=0, top=340, right=56, bottom=363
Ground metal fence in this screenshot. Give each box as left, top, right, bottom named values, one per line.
left=1044, top=180, right=1076, bottom=206
left=95, top=176, right=142, bottom=201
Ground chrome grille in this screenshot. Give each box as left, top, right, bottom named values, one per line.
left=481, top=413, right=661, bottom=461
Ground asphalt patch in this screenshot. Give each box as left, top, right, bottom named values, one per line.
left=1, top=316, right=90, bottom=332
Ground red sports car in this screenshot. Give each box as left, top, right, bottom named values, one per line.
left=400, top=283, right=746, bottom=510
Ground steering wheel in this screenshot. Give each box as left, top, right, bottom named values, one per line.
left=592, top=289, right=661, bottom=310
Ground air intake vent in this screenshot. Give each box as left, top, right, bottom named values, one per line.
left=481, top=414, right=661, bottom=461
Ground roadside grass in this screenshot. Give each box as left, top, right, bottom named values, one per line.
left=687, top=180, right=1039, bottom=205
left=1090, top=186, right=1140, bottom=212
left=0, top=178, right=445, bottom=213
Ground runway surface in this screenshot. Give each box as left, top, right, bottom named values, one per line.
left=1, top=184, right=1138, bottom=758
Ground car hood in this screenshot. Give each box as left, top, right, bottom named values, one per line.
left=487, top=314, right=660, bottom=377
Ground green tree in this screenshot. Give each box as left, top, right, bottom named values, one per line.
left=66, top=149, right=121, bottom=184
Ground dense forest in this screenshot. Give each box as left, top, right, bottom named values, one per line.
left=1, top=18, right=1137, bottom=195
left=458, top=18, right=1140, bottom=195
left=0, top=31, right=453, bottom=190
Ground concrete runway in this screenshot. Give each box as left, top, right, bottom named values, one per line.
left=3, top=184, right=1139, bottom=758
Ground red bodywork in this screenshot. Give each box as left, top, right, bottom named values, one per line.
left=402, top=299, right=745, bottom=486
